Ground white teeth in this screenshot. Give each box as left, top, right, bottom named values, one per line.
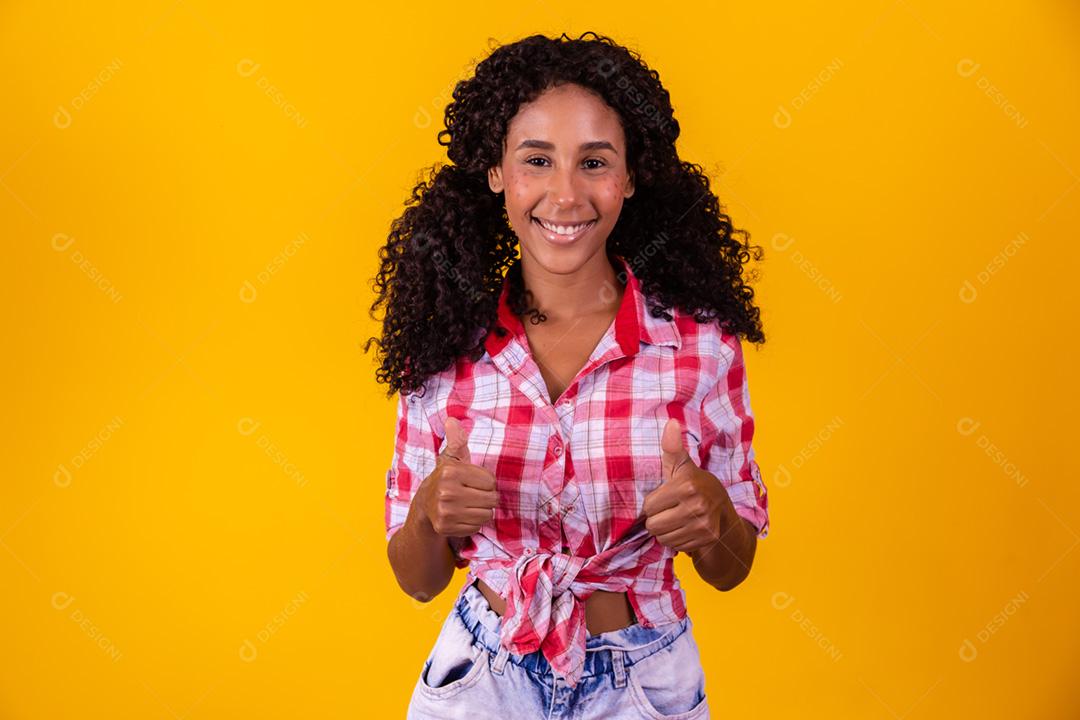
left=536, top=218, right=593, bottom=235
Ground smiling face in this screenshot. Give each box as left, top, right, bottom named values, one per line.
left=487, top=82, right=635, bottom=274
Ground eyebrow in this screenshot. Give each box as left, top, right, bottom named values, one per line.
left=515, top=139, right=619, bottom=154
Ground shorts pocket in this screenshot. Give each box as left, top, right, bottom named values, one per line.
left=417, top=609, right=489, bottom=699
left=627, top=625, right=709, bottom=719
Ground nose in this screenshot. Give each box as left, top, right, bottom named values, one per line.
left=546, top=164, right=582, bottom=210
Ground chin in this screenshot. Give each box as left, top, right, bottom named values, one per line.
left=522, top=241, right=602, bottom=274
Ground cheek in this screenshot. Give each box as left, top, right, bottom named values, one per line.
left=597, top=179, right=628, bottom=214
left=503, top=171, right=540, bottom=208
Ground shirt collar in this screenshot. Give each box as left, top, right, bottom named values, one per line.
left=483, top=253, right=681, bottom=360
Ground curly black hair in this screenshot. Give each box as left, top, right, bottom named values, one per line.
left=364, top=31, right=765, bottom=399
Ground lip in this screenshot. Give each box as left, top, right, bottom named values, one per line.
left=531, top=216, right=598, bottom=245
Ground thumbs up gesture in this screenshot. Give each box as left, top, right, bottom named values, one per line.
left=418, top=416, right=499, bottom=538
left=642, top=417, right=738, bottom=554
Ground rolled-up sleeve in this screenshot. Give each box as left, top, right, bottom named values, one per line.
left=385, top=388, right=440, bottom=541
left=384, top=388, right=470, bottom=568
left=697, top=334, right=770, bottom=539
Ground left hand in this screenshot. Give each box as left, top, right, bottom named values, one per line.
left=642, top=417, right=738, bottom=554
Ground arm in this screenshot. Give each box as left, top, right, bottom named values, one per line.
left=688, top=510, right=757, bottom=591
left=387, top=481, right=457, bottom=601
left=384, top=389, right=460, bottom=602
left=692, top=334, right=770, bottom=591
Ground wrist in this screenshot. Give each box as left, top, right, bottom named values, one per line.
left=409, top=481, right=439, bottom=537
left=691, top=501, right=747, bottom=563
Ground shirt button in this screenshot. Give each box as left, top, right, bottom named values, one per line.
left=524, top=547, right=534, bottom=555
left=553, top=445, right=563, bottom=457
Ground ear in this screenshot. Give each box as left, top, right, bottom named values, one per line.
left=624, top=169, right=635, bottom=199
left=488, top=165, right=504, bottom=194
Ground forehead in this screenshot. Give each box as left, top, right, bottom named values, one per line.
left=505, top=84, right=625, bottom=147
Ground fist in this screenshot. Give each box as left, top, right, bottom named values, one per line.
left=418, top=416, right=499, bottom=538
left=641, top=417, right=736, bottom=553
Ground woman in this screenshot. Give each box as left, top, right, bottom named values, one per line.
left=366, top=31, right=770, bottom=719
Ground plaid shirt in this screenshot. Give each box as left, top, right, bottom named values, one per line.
left=385, top=253, right=769, bottom=688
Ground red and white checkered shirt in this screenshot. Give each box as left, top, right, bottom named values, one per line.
left=385, top=253, right=769, bottom=688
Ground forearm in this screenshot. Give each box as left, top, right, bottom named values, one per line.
left=688, top=508, right=758, bottom=592
left=386, top=485, right=457, bottom=601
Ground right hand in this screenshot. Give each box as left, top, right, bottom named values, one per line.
left=419, top=416, right=499, bottom=537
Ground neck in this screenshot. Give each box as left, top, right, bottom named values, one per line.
left=519, top=249, right=624, bottom=324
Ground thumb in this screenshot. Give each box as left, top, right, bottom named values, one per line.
left=660, top=417, right=691, bottom=483
left=442, top=416, right=472, bottom=464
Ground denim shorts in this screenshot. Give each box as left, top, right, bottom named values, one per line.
left=406, top=579, right=710, bottom=719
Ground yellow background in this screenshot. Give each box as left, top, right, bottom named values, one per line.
left=2, top=1, right=1077, bottom=717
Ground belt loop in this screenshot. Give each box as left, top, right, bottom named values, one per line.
left=611, top=648, right=627, bottom=688
left=492, top=644, right=510, bottom=675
